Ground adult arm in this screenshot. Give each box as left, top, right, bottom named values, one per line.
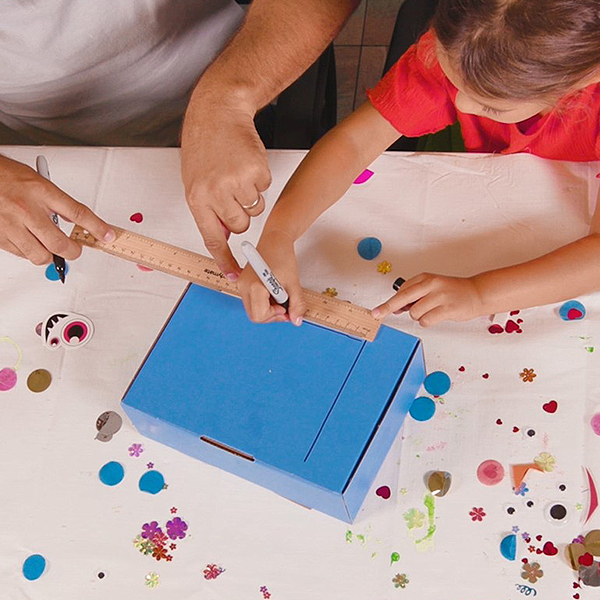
left=181, top=0, right=361, bottom=280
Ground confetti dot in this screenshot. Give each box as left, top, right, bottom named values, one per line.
left=500, top=534, right=517, bottom=560
left=353, top=169, right=374, bottom=184
left=409, top=396, right=436, bottom=421
left=0, top=367, right=17, bottom=391
left=45, top=262, right=69, bottom=281
left=99, top=461, right=125, bottom=486
left=477, top=459, right=505, bottom=486
left=559, top=300, right=586, bottom=321
left=27, top=369, right=52, bottom=393
left=390, top=551, right=400, bottom=564
left=139, top=470, right=165, bottom=494
left=97, top=571, right=106, bottom=580
left=357, top=237, right=382, bottom=260
left=591, top=413, right=600, bottom=436
left=424, top=371, right=451, bottom=396
left=23, top=554, right=46, bottom=580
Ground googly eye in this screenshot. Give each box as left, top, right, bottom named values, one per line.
left=522, top=426, right=536, bottom=438
left=503, top=503, right=517, bottom=516
left=97, top=571, right=106, bottom=580
left=557, top=483, right=567, bottom=492
left=524, top=498, right=536, bottom=509
left=545, top=501, right=569, bottom=525
left=61, top=319, right=92, bottom=347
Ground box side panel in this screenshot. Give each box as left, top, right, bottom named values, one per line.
left=304, top=325, right=421, bottom=490
left=122, top=403, right=352, bottom=523
left=343, top=342, right=425, bottom=521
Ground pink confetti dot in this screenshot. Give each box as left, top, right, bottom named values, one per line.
left=591, top=413, right=600, bottom=436
left=477, top=459, right=505, bottom=485
left=0, top=367, right=17, bottom=391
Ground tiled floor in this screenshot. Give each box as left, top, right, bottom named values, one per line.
left=335, top=0, right=405, bottom=121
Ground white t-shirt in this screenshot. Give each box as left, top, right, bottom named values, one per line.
left=0, top=0, right=244, bottom=145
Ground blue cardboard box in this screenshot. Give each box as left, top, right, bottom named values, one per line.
left=122, top=284, right=425, bottom=522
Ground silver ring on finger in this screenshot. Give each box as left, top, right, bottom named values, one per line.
left=240, top=196, right=261, bottom=210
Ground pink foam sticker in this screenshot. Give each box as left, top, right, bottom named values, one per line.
left=353, top=169, right=374, bottom=185
left=477, top=459, right=505, bottom=486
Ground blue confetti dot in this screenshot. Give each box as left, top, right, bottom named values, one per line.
left=424, top=371, right=451, bottom=396
left=139, top=470, right=165, bottom=494
left=559, top=300, right=586, bottom=321
left=23, top=554, right=46, bottom=580
left=500, top=534, right=516, bottom=560
left=99, top=461, right=125, bottom=486
left=409, top=396, right=436, bottom=421
left=44, top=262, right=69, bottom=281
left=357, top=237, right=382, bottom=260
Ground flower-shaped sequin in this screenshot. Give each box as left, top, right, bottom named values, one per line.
left=521, top=561, right=544, bottom=583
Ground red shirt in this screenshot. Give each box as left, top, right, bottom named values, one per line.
left=367, top=30, right=600, bottom=161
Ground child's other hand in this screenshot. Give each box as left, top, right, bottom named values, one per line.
left=371, top=273, right=484, bottom=327
left=237, top=229, right=306, bottom=326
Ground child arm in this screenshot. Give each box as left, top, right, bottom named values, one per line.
left=237, top=101, right=402, bottom=324
left=373, top=186, right=600, bottom=326
left=265, top=101, right=402, bottom=240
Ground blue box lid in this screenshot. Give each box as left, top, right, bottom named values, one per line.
left=123, top=285, right=419, bottom=492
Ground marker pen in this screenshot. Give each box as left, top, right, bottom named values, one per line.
left=240, top=241, right=289, bottom=311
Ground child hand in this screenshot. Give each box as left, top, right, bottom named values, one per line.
left=237, top=229, right=306, bottom=326
left=371, top=273, right=484, bottom=327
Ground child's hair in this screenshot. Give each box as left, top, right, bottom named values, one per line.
left=432, top=0, right=600, bottom=101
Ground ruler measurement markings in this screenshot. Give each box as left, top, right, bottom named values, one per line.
left=71, top=225, right=380, bottom=341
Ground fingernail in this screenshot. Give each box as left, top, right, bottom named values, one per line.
left=294, top=316, right=303, bottom=326
left=103, top=230, right=116, bottom=243
left=372, top=309, right=381, bottom=319
left=226, top=272, right=238, bottom=282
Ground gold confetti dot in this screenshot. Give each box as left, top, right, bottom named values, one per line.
left=27, top=369, right=52, bottom=393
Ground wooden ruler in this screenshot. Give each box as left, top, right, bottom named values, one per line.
left=70, top=225, right=380, bottom=342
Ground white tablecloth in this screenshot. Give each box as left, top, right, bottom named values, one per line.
left=1, top=146, right=599, bottom=599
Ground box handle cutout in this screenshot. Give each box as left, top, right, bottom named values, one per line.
left=200, top=436, right=255, bottom=462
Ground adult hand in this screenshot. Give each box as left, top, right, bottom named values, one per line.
left=237, top=229, right=306, bottom=325
left=371, top=273, right=485, bottom=327
left=0, top=155, right=115, bottom=265
left=181, top=93, right=272, bottom=281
